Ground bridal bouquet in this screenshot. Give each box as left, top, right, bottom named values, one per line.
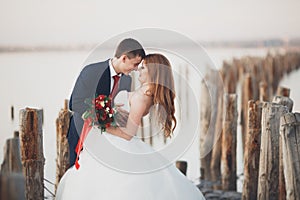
left=82, top=94, right=117, bottom=132
left=76, top=94, right=117, bottom=169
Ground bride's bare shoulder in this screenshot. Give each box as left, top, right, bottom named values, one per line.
left=130, top=88, right=152, bottom=107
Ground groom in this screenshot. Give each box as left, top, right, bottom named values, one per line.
left=67, top=38, right=145, bottom=167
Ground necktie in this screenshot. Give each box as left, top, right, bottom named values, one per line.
left=110, top=75, right=120, bottom=99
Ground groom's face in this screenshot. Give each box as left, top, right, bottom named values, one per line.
left=121, top=55, right=142, bottom=75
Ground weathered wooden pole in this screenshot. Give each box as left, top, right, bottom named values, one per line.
left=221, top=93, right=237, bottom=191
left=272, top=95, right=294, bottom=200
left=200, top=78, right=212, bottom=180
left=176, top=161, right=187, bottom=176
left=140, top=119, right=145, bottom=142
left=11, top=106, right=14, bottom=121
left=0, top=173, right=25, bottom=200
left=259, top=81, right=269, bottom=102
left=185, top=65, right=190, bottom=120
left=0, top=131, right=25, bottom=200
left=210, top=92, right=223, bottom=188
left=273, top=96, right=293, bottom=112
left=241, top=74, right=257, bottom=152
left=234, top=58, right=245, bottom=84
left=275, top=55, right=285, bottom=78
left=19, top=108, right=44, bottom=200
left=1, top=131, right=22, bottom=173
left=263, top=55, right=274, bottom=99
left=272, top=55, right=282, bottom=92
left=223, top=61, right=237, bottom=94
left=280, top=112, right=300, bottom=200
left=149, top=111, right=153, bottom=146
left=257, top=103, right=288, bottom=200
left=276, top=86, right=290, bottom=97
left=55, top=100, right=71, bottom=193
left=242, top=101, right=262, bottom=200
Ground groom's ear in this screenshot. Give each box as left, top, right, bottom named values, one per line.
left=120, top=55, right=127, bottom=63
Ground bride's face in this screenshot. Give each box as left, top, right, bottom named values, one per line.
left=138, top=62, right=150, bottom=84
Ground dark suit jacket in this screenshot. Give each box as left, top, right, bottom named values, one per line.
left=67, top=59, right=132, bottom=166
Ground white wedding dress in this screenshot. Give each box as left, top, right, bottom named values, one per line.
left=56, top=91, right=205, bottom=200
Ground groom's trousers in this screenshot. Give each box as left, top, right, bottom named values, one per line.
left=67, top=113, right=83, bottom=167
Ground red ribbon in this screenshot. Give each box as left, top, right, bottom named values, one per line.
left=75, top=118, right=93, bottom=169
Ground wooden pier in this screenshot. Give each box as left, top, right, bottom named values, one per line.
left=199, top=51, right=300, bottom=199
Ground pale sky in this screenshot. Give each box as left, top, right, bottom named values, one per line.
left=1, top=0, right=300, bottom=46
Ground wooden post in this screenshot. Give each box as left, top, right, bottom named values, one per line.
left=221, top=94, right=237, bottom=191
left=242, top=101, right=262, bottom=200
left=263, top=55, right=274, bottom=99
left=0, top=131, right=25, bottom=200
left=11, top=106, right=14, bottom=121
left=19, top=108, right=44, bottom=200
left=200, top=78, right=212, bottom=180
left=275, top=55, right=285, bottom=78
left=210, top=82, right=224, bottom=189
left=140, top=119, right=145, bottom=142
left=272, top=55, right=282, bottom=93
left=257, top=103, right=288, bottom=200
left=0, top=173, right=25, bottom=200
left=1, top=131, right=22, bottom=173
left=149, top=111, right=153, bottom=146
left=55, top=100, right=71, bottom=193
left=273, top=96, right=294, bottom=200
left=185, top=65, right=189, bottom=119
left=241, top=74, right=257, bottom=152
left=280, top=112, right=300, bottom=200
left=276, top=86, right=290, bottom=97
left=223, top=61, right=237, bottom=93
left=259, top=81, right=269, bottom=102
left=176, top=161, right=187, bottom=176
left=273, top=96, right=293, bottom=112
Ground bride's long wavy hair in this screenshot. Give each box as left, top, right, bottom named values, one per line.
left=144, top=54, right=177, bottom=137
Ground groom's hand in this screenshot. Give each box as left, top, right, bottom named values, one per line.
left=115, top=104, right=129, bottom=127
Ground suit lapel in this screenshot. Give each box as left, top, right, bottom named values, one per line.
left=96, top=60, right=111, bottom=96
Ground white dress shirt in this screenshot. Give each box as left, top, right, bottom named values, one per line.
left=109, top=59, right=121, bottom=92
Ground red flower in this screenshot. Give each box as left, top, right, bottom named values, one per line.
left=98, top=95, right=105, bottom=101
left=82, top=94, right=117, bottom=133
left=101, top=112, right=107, bottom=121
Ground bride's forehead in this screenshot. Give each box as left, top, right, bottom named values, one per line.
left=139, top=60, right=147, bottom=67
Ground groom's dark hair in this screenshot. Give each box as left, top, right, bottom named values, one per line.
left=115, top=38, right=145, bottom=59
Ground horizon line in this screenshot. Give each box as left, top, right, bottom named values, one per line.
left=1, top=38, right=300, bottom=53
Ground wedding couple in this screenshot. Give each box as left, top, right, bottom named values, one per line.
left=56, top=38, right=205, bottom=199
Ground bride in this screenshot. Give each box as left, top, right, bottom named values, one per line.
left=56, top=54, right=205, bottom=199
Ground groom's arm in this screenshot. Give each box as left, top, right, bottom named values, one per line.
left=69, top=67, right=93, bottom=115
